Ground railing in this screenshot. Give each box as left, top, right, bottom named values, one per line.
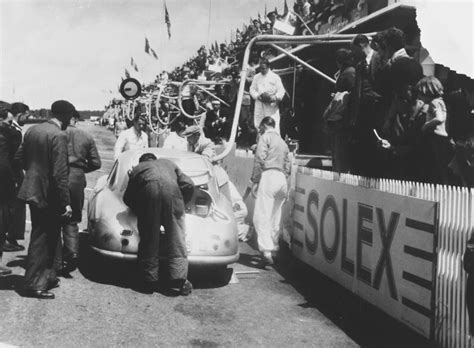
left=297, top=167, right=474, bottom=347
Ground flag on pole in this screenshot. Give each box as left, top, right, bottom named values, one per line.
left=258, top=12, right=261, bottom=22
left=145, top=37, right=150, bottom=54
left=125, top=69, right=130, bottom=79
left=150, top=48, right=158, bottom=60
left=164, top=0, right=171, bottom=39
left=284, top=0, right=288, bottom=15
left=133, top=63, right=139, bottom=72
left=264, top=3, right=267, bottom=17
left=131, top=57, right=135, bottom=66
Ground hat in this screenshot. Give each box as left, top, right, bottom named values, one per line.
left=0, top=101, right=11, bottom=113
left=267, top=11, right=277, bottom=18
left=211, top=100, right=221, bottom=105
left=182, top=125, right=201, bottom=137
left=11, top=102, right=29, bottom=116
left=51, top=100, right=75, bottom=117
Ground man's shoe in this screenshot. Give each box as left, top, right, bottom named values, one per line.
left=48, top=278, right=60, bottom=290
left=0, top=265, right=12, bottom=276
left=139, top=281, right=157, bottom=294
left=2, top=241, right=24, bottom=252
left=180, top=280, right=193, bottom=296
left=62, top=256, right=78, bottom=274
left=24, top=290, right=55, bottom=299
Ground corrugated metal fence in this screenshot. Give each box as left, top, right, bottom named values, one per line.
left=298, top=167, right=474, bottom=347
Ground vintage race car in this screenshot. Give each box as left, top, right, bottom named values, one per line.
left=87, top=148, right=239, bottom=267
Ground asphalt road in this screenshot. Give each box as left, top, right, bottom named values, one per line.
left=0, top=122, right=430, bottom=347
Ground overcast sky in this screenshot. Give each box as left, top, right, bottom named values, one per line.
left=0, top=0, right=282, bottom=110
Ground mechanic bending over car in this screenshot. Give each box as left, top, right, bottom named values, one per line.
left=124, top=153, right=195, bottom=295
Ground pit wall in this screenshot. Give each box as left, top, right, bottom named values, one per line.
left=224, top=150, right=474, bottom=348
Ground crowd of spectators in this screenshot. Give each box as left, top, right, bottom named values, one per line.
left=102, top=1, right=473, bottom=188
left=325, top=28, right=473, bottom=187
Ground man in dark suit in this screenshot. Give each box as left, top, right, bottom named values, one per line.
left=15, top=100, right=74, bottom=299
left=58, top=110, right=101, bottom=275
left=0, top=102, right=19, bottom=276
left=3, top=102, right=29, bottom=252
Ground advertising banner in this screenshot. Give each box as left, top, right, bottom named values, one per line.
left=292, top=173, right=438, bottom=338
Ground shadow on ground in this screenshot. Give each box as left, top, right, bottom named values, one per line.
left=265, top=242, right=433, bottom=348
left=78, top=234, right=234, bottom=294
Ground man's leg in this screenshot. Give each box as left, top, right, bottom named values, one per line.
left=61, top=174, right=85, bottom=273
left=270, top=172, right=288, bottom=253
left=5, top=195, right=26, bottom=251
left=253, top=172, right=276, bottom=259
left=24, top=205, right=61, bottom=292
left=162, top=197, right=191, bottom=295
left=0, top=203, right=12, bottom=275
left=136, top=184, right=162, bottom=291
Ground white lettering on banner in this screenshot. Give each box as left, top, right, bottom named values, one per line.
left=291, top=173, right=438, bottom=338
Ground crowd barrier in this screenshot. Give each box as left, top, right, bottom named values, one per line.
left=297, top=167, right=474, bottom=348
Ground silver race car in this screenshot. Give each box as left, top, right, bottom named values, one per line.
left=87, top=148, right=239, bottom=267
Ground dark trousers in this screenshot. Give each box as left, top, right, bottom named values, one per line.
left=60, top=170, right=85, bottom=260
left=7, top=197, right=25, bottom=241
left=137, top=182, right=188, bottom=284
left=0, top=202, right=10, bottom=262
left=24, top=205, right=61, bottom=291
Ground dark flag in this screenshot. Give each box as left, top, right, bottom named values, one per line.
left=125, top=69, right=130, bottom=79
left=133, top=63, right=139, bottom=72
left=131, top=57, right=135, bottom=66
left=214, top=40, right=219, bottom=52
left=164, top=0, right=171, bottom=39
left=284, top=0, right=288, bottom=15
left=150, top=48, right=158, bottom=60
left=145, top=37, right=150, bottom=54
left=264, top=3, right=267, bottom=17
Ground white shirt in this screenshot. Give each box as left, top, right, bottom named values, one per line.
left=114, top=126, right=148, bottom=160
left=162, top=131, right=188, bottom=151
left=250, top=70, right=285, bottom=121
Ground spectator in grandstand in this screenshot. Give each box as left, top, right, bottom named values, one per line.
left=417, top=76, right=453, bottom=185
left=204, top=100, right=230, bottom=144
left=324, top=48, right=355, bottom=173
left=266, top=11, right=277, bottom=28
left=250, top=58, right=286, bottom=134
left=349, top=34, right=383, bottom=177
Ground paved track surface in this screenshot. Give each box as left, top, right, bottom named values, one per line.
left=0, top=122, right=429, bottom=347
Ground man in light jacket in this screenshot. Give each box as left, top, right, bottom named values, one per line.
left=250, top=58, right=286, bottom=134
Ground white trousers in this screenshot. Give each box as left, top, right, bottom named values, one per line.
left=253, top=170, right=288, bottom=252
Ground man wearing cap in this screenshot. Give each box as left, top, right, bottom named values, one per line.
left=114, top=113, right=148, bottom=160
left=204, top=100, right=229, bottom=144
left=0, top=102, right=19, bottom=276
left=15, top=100, right=74, bottom=299
left=3, top=102, right=29, bottom=252
left=58, top=110, right=101, bottom=275
left=250, top=58, right=286, bottom=134
left=182, top=125, right=216, bottom=160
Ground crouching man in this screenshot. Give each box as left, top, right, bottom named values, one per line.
left=124, top=153, right=194, bottom=295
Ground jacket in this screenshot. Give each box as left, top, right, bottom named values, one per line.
left=15, top=120, right=70, bottom=210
